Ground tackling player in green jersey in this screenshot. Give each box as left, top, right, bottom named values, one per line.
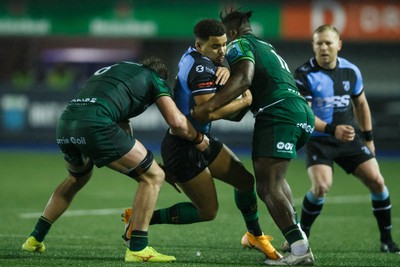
left=21, top=57, right=209, bottom=263
left=192, top=9, right=315, bottom=266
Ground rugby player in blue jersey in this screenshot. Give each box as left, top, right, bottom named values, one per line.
left=192, top=10, right=315, bottom=265
left=294, top=25, right=399, bottom=253
left=122, top=18, right=282, bottom=260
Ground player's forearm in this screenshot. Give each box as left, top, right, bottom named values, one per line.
left=205, top=73, right=250, bottom=113
left=168, top=113, right=197, bottom=140
left=355, top=102, right=372, bottom=131
left=314, top=116, right=328, bottom=133
left=209, top=94, right=251, bottom=121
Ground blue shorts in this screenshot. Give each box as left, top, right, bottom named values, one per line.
left=161, top=130, right=223, bottom=183
left=305, top=136, right=374, bottom=174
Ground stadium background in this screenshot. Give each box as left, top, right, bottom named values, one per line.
left=1, top=0, right=400, bottom=155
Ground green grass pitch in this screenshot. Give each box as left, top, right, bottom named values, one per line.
left=0, top=151, right=399, bottom=266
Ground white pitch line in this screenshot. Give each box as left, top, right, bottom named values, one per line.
left=19, top=208, right=125, bottom=219
left=19, top=195, right=371, bottom=219
left=293, top=194, right=370, bottom=205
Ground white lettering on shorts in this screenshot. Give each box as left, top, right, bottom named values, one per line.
left=57, top=137, right=87, bottom=145
left=276, top=141, right=294, bottom=153
left=297, top=122, right=314, bottom=133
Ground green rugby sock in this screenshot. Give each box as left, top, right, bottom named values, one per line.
left=151, top=202, right=201, bottom=224
left=234, top=189, right=262, bottom=236
left=30, top=216, right=52, bottom=242
left=129, top=230, right=148, bottom=251
left=283, top=224, right=304, bottom=245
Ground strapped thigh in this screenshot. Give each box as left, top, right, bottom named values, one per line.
left=125, top=150, right=154, bottom=179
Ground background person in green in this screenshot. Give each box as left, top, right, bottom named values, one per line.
left=122, top=18, right=282, bottom=261
left=21, top=57, right=209, bottom=263
left=192, top=9, right=315, bottom=266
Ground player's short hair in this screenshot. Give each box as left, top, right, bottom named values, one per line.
left=220, top=8, right=253, bottom=29
left=193, top=19, right=226, bottom=41
left=314, top=25, right=340, bottom=37
left=141, top=56, right=169, bottom=80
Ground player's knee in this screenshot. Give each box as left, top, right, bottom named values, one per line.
left=312, top=183, right=329, bottom=197
left=237, top=170, right=255, bottom=190
left=256, top=182, right=272, bottom=200
left=367, top=174, right=385, bottom=192
left=67, top=160, right=94, bottom=182
left=125, top=150, right=156, bottom=179
left=199, top=207, right=218, bottom=221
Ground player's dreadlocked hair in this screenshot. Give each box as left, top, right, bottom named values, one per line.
left=194, top=19, right=226, bottom=41
left=220, top=7, right=253, bottom=29
left=141, top=56, right=169, bottom=81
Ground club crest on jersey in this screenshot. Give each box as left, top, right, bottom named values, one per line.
left=342, top=81, right=350, bottom=91
left=227, top=47, right=238, bottom=58
left=196, top=65, right=204, bottom=73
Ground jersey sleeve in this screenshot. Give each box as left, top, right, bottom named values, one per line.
left=150, top=71, right=173, bottom=99
left=188, top=60, right=218, bottom=97
left=226, top=38, right=255, bottom=65
left=351, top=64, right=364, bottom=97
left=294, top=66, right=312, bottom=101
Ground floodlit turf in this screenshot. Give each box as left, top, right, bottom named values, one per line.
left=0, top=151, right=399, bottom=266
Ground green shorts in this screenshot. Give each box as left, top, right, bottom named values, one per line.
left=252, top=98, right=314, bottom=159
left=56, top=109, right=135, bottom=168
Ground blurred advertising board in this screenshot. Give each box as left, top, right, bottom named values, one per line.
left=0, top=0, right=399, bottom=40
left=1, top=90, right=400, bottom=154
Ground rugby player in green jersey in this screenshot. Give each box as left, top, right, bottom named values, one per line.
left=192, top=10, right=315, bottom=266
left=21, top=57, right=209, bottom=263
left=122, top=18, right=282, bottom=261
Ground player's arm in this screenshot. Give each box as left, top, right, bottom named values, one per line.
left=194, top=89, right=252, bottom=121
left=210, top=89, right=252, bottom=121
left=352, top=91, right=375, bottom=152
left=215, top=66, right=230, bottom=85
left=192, top=59, right=254, bottom=123
left=308, top=102, right=355, bottom=142
left=156, top=96, right=209, bottom=151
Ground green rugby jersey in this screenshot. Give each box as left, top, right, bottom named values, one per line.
left=226, top=34, right=304, bottom=115
left=62, top=61, right=172, bottom=122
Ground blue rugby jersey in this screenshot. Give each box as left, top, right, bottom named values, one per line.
left=174, top=46, right=220, bottom=134
left=294, top=57, right=364, bottom=137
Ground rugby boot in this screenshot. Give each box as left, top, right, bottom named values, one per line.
left=241, top=232, right=282, bottom=260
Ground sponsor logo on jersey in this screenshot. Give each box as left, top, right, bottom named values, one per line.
left=276, top=142, right=294, bottom=153
left=197, top=81, right=215, bottom=88
left=196, top=65, right=204, bottom=73
left=314, top=95, right=350, bottom=108
left=69, top=98, right=97, bottom=105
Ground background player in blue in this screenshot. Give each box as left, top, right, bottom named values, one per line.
left=122, top=18, right=282, bottom=260
left=21, top=57, right=210, bottom=262
left=294, top=25, right=399, bottom=253
left=192, top=10, right=315, bottom=266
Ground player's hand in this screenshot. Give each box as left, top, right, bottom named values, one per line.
left=365, top=140, right=376, bottom=156
left=191, top=105, right=211, bottom=123
left=195, top=134, right=210, bottom=152
left=334, top=125, right=355, bottom=142
left=215, top=67, right=230, bottom=85
left=158, top=162, right=181, bottom=193
left=241, top=89, right=253, bottom=105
